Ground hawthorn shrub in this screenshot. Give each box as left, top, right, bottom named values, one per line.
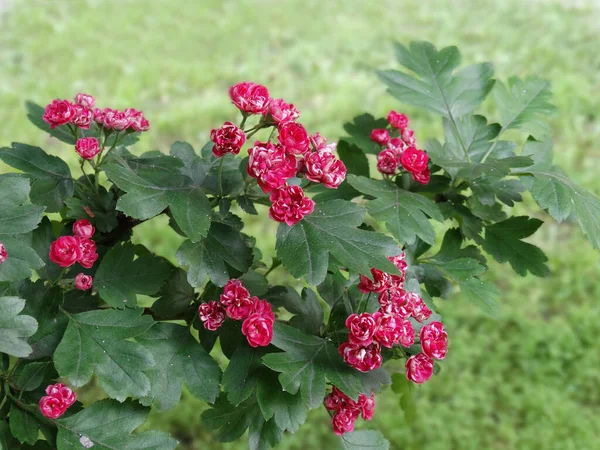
left=0, top=41, right=599, bottom=450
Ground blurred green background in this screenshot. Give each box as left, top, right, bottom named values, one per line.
left=1, top=0, right=600, bottom=449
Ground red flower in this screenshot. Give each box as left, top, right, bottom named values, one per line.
left=225, top=296, right=255, bottom=321
left=411, top=295, right=432, bottom=323
left=358, top=268, right=390, bottom=294
left=412, top=168, right=430, bottom=185
left=324, top=386, right=356, bottom=411
left=45, top=383, right=76, bottom=408
left=78, top=238, right=98, bottom=269
left=75, top=137, right=100, bottom=160
left=74, top=93, right=95, bottom=108
left=241, top=313, right=274, bottom=347
left=102, top=108, right=131, bottom=130
left=304, top=151, right=346, bottom=189
left=198, top=301, right=226, bottom=331
left=72, top=219, right=95, bottom=238
left=376, top=149, right=400, bottom=175
left=332, top=408, right=359, bottom=436
left=370, top=128, right=390, bottom=145
left=247, top=141, right=297, bottom=193
left=397, top=318, right=415, bottom=348
left=378, top=287, right=413, bottom=318
left=251, top=298, right=275, bottom=321
left=372, top=312, right=401, bottom=348
left=124, top=108, right=150, bottom=132
left=267, top=98, right=300, bottom=124
left=70, top=104, right=94, bottom=129
left=43, top=99, right=75, bottom=129
left=269, top=185, right=315, bottom=226
left=220, top=279, right=251, bottom=307
left=229, top=82, right=271, bottom=114
left=388, top=251, right=407, bottom=274
left=339, top=341, right=382, bottom=372
left=74, top=273, right=93, bottom=291
left=420, top=321, right=448, bottom=360
left=400, top=147, right=428, bottom=174
left=387, top=111, right=409, bottom=130
left=49, top=236, right=82, bottom=268
left=346, top=313, right=378, bottom=346
left=357, top=392, right=375, bottom=420
left=309, top=133, right=328, bottom=152
left=406, top=353, right=434, bottom=384
left=0, top=242, right=7, bottom=264
left=278, top=122, right=310, bottom=155
left=402, top=128, right=416, bottom=146
left=210, top=121, right=246, bottom=157
left=39, top=395, right=66, bottom=419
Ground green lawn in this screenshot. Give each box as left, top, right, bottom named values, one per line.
left=1, top=0, right=600, bottom=449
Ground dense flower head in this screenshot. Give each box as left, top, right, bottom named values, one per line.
left=278, top=122, right=310, bottom=155
left=45, top=383, right=76, bottom=408
left=198, top=301, right=227, bottom=331
left=72, top=219, right=95, bottom=238
left=372, top=312, right=402, bottom=348
left=124, top=108, right=150, bottom=132
left=420, top=321, right=448, bottom=360
left=39, top=383, right=76, bottom=419
left=71, top=104, right=94, bottom=129
left=74, top=273, right=93, bottom=291
left=400, top=147, right=428, bottom=174
left=376, top=148, right=400, bottom=175
left=357, top=392, right=375, bottom=420
left=387, top=110, right=409, bottom=130
left=339, top=341, right=382, bottom=372
left=102, top=108, right=131, bottom=130
left=346, top=313, right=378, bottom=346
left=386, top=137, right=407, bottom=154
left=0, top=242, right=7, bottom=265
left=370, top=128, right=390, bottom=146
left=220, top=279, right=251, bottom=307
left=242, top=313, right=274, bottom=347
left=402, top=128, right=416, bottom=146
left=411, top=295, right=433, bottom=322
left=406, top=353, right=434, bottom=384
left=324, top=386, right=353, bottom=411
left=78, top=238, right=98, bottom=269
left=332, top=408, right=359, bottom=436
left=224, top=295, right=255, bottom=321
left=43, top=99, right=75, bottom=128
left=49, top=236, right=82, bottom=268
left=251, top=298, right=275, bottom=321
left=309, top=132, right=328, bottom=152
left=229, top=82, right=271, bottom=114
left=324, top=386, right=374, bottom=435
left=412, top=167, right=431, bottom=184
left=269, top=185, right=315, bottom=226
left=267, top=98, right=300, bottom=124
left=75, top=93, right=95, bottom=108
left=75, top=137, right=100, bottom=160
left=210, top=121, right=246, bottom=157
left=304, top=150, right=346, bottom=189
left=247, top=141, right=297, bottom=193
left=358, top=268, right=390, bottom=294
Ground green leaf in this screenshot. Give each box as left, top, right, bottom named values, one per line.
left=9, top=406, right=40, bottom=445
left=222, top=346, right=266, bottom=406
left=137, top=323, right=222, bottom=411
left=248, top=414, right=283, bottom=450
left=0, top=236, right=45, bottom=283
left=14, top=360, right=54, bottom=392
left=30, top=217, right=61, bottom=281
left=336, top=140, right=370, bottom=177
left=340, top=430, right=390, bottom=450
left=94, top=242, right=171, bottom=308
left=0, top=176, right=45, bottom=236
left=0, top=297, right=38, bottom=358
left=25, top=101, right=76, bottom=145
left=201, top=395, right=256, bottom=443
left=347, top=175, right=443, bottom=245
left=150, top=268, right=195, bottom=320
left=494, top=77, right=555, bottom=139
left=342, top=114, right=389, bottom=154
left=65, top=183, right=118, bottom=233
left=54, top=308, right=154, bottom=401
left=0, top=143, right=73, bottom=213
left=391, top=373, right=416, bottom=423
left=276, top=200, right=400, bottom=286
left=262, top=322, right=362, bottom=409
left=482, top=216, right=550, bottom=277
left=377, top=41, right=494, bottom=119
left=276, top=288, right=324, bottom=335
left=176, top=221, right=253, bottom=287
left=256, top=375, right=307, bottom=432
left=56, top=399, right=178, bottom=450
left=0, top=420, right=20, bottom=450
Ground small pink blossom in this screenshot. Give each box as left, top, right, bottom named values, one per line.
left=278, top=122, right=310, bottom=155
left=198, top=301, right=226, bottom=331
left=411, top=295, right=433, bottom=323
left=72, top=219, right=95, bottom=238
left=49, top=236, right=82, bottom=268
left=358, top=268, right=390, bottom=294
left=387, top=111, right=409, bottom=130
left=406, top=353, right=434, bottom=384
left=220, top=279, right=251, bottom=307
left=267, top=98, right=300, bottom=124
left=210, top=121, right=246, bottom=157
left=78, top=238, right=98, bottom=269
left=400, top=147, right=428, bottom=174
left=241, top=313, right=274, bottom=347
left=339, top=341, right=382, bottom=372
left=370, top=128, right=390, bottom=145
left=43, top=99, right=75, bottom=129
left=402, top=128, right=416, bottom=146
left=229, top=82, right=271, bottom=114
left=45, top=383, right=76, bottom=408
left=247, top=141, right=297, bottom=193
left=332, top=408, right=359, bottom=436
left=75, top=137, right=100, bottom=160
left=74, top=93, right=95, bottom=108
left=304, top=151, right=346, bottom=189
left=346, top=313, right=378, bottom=346
left=269, top=185, right=315, bottom=226
left=420, top=321, right=448, bottom=360
left=0, top=242, right=7, bottom=265
left=74, top=273, right=93, bottom=291
left=376, top=149, right=400, bottom=175
left=357, top=392, right=375, bottom=420
left=39, top=395, right=66, bottom=419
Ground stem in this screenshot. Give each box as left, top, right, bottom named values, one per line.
left=361, top=293, right=372, bottom=313
left=264, top=258, right=281, bottom=278
left=79, top=159, right=94, bottom=189
left=449, top=116, right=471, bottom=163
left=217, top=157, right=225, bottom=197
left=267, top=127, right=276, bottom=142
left=239, top=115, right=248, bottom=129
left=479, top=129, right=504, bottom=163
left=54, top=268, right=68, bottom=286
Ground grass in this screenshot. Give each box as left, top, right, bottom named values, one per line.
left=1, top=0, right=600, bottom=449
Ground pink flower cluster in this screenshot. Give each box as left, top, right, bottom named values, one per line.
left=0, top=242, right=7, bottom=264
left=198, top=279, right=275, bottom=348
left=39, top=383, right=76, bottom=419
left=371, top=111, right=430, bottom=184
left=75, top=137, right=100, bottom=160
left=43, top=93, right=150, bottom=133
left=324, top=387, right=375, bottom=435
left=49, top=220, right=98, bottom=272
left=406, top=321, right=448, bottom=384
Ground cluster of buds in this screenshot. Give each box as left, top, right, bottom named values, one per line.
left=39, top=383, right=76, bottom=419
left=198, top=279, right=275, bottom=348
left=210, top=82, right=347, bottom=225
left=372, top=111, right=430, bottom=184
left=324, top=387, right=375, bottom=435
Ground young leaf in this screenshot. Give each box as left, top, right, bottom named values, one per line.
left=0, top=297, right=38, bottom=358
left=377, top=41, right=494, bottom=119
left=340, top=430, right=390, bottom=450
left=276, top=200, right=400, bottom=286
left=94, top=242, right=171, bottom=308
left=55, top=399, right=178, bottom=450
left=262, top=322, right=362, bottom=409
left=347, top=175, right=443, bottom=245
left=53, top=308, right=155, bottom=401
left=137, top=323, right=222, bottom=411
left=482, top=216, right=550, bottom=277
left=0, top=143, right=73, bottom=213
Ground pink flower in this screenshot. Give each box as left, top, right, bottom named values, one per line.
left=397, top=318, right=415, bottom=348
left=0, top=242, right=7, bottom=264
left=74, top=273, right=93, bottom=291
left=247, top=141, right=297, bottom=193
left=220, top=279, right=251, bottom=307
left=39, top=395, right=66, bottom=419
left=358, top=268, right=390, bottom=294
left=43, top=99, right=75, bottom=129
left=420, top=321, right=448, bottom=360
left=45, top=383, right=76, bottom=408
left=278, top=122, right=310, bottom=155
left=72, top=219, right=95, bottom=238
left=70, top=104, right=94, bottom=129
left=78, top=238, right=98, bottom=269
left=210, top=121, right=247, bottom=157
left=102, top=108, right=131, bottom=130
left=225, top=296, right=255, bottom=321
left=251, top=298, right=275, bottom=321
left=413, top=168, right=430, bottom=185
left=357, top=392, right=375, bottom=420
left=376, top=149, right=400, bottom=175
left=402, top=128, right=416, bottom=146
left=124, top=108, right=150, bottom=132
left=406, top=353, right=434, bottom=384
left=49, top=236, right=82, bottom=268
left=370, top=128, right=390, bottom=146
left=324, top=386, right=356, bottom=411
left=309, top=133, right=328, bottom=152
left=198, top=301, right=226, bottom=331
left=74, top=93, right=95, bottom=108
left=267, top=98, right=300, bottom=124
left=332, top=409, right=359, bottom=436
left=304, top=151, right=346, bottom=189
left=388, top=252, right=407, bottom=273
left=242, top=313, right=274, bottom=347
left=411, top=295, right=432, bottom=323
left=93, top=108, right=105, bottom=124
left=339, top=341, right=382, bottom=372
left=378, top=287, right=413, bottom=318
left=400, top=147, right=428, bottom=174
left=229, top=82, right=271, bottom=114
left=346, top=313, right=378, bottom=346
left=372, top=312, right=400, bottom=348
left=269, top=185, right=315, bottom=226
left=75, top=137, right=100, bottom=160
left=387, top=111, right=409, bottom=130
